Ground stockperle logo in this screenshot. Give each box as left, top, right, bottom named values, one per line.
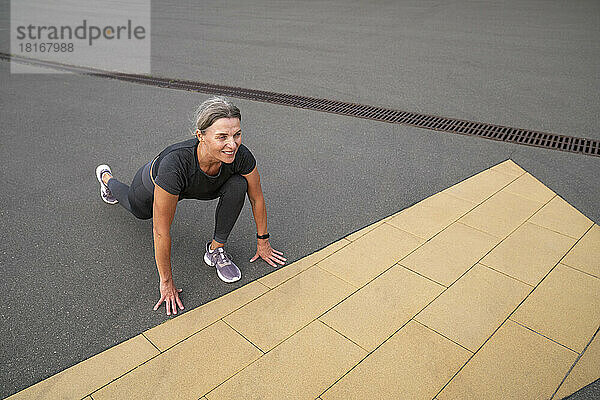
left=15, top=20, right=146, bottom=46
left=10, top=0, right=151, bottom=74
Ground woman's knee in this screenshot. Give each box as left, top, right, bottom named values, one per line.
left=128, top=185, right=154, bottom=220
left=222, top=174, right=248, bottom=196
left=129, top=197, right=153, bottom=220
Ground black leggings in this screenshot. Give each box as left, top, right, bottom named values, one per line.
left=107, top=163, right=247, bottom=244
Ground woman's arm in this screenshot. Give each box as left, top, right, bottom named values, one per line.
left=152, top=184, right=184, bottom=315
left=245, top=168, right=267, bottom=236
left=243, top=167, right=286, bottom=267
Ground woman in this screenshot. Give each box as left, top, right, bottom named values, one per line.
left=95, top=96, right=286, bottom=316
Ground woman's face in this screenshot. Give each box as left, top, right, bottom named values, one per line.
left=198, top=117, right=242, bottom=164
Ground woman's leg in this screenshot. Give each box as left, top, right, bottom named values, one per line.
left=127, top=166, right=154, bottom=220
left=106, top=177, right=133, bottom=213
left=105, top=165, right=154, bottom=220
left=213, top=174, right=248, bottom=244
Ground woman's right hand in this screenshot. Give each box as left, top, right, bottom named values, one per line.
left=153, top=278, right=184, bottom=316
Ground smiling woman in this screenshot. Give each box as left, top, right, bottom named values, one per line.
left=95, top=96, right=285, bottom=316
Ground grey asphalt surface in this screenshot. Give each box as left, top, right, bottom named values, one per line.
left=565, top=379, right=600, bottom=400
left=1, top=1, right=599, bottom=398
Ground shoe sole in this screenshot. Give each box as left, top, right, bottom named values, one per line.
left=100, top=189, right=118, bottom=204
left=204, top=253, right=240, bottom=283
left=96, top=164, right=118, bottom=204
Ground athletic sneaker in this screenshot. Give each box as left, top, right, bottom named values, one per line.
left=95, top=164, right=118, bottom=204
left=204, top=242, right=241, bottom=283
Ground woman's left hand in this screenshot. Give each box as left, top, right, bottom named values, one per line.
left=250, top=239, right=286, bottom=267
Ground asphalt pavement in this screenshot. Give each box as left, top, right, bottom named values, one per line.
left=0, top=1, right=598, bottom=398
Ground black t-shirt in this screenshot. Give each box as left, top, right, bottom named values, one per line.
left=152, top=138, right=256, bottom=199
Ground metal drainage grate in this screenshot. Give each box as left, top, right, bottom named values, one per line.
left=2, top=52, right=598, bottom=158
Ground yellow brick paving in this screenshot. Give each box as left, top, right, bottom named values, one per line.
left=7, top=160, right=599, bottom=400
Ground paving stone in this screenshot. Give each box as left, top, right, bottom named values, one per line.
left=93, top=321, right=262, bottom=400
left=205, top=320, right=366, bottom=400
left=145, top=280, right=269, bottom=351
left=223, top=266, right=355, bottom=352
left=555, top=333, right=600, bottom=399
left=321, top=321, right=471, bottom=400
left=503, top=173, right=556, bottom=203
left=442, top=168, right=516, bottom=204
left=459, top=191, right=544, bottom=239
left=490, top=159, right=526, bottom=178
left=480, top=222, right=576, bottom=286
left=400, top=222, right=499, bottom=286
left=561, top=224, right=600, bottom=278
left=528, top=196, right=594, bottom=240
left=259, top=239, right=350, bottom=289
left=387, top=192, right=476, bottom=240
left=437, top=320, right=577, bottom=400
left=317, top=223, right=423, bottom=287
left=511, top=264, right=600, bottom=353
left=415, top=264, right=531, bottom=352
left=320, top=265, right=444, bottom=351
left=5, top=335, right=158, bottom=400
left=345, top=221, right=385, bottom=242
